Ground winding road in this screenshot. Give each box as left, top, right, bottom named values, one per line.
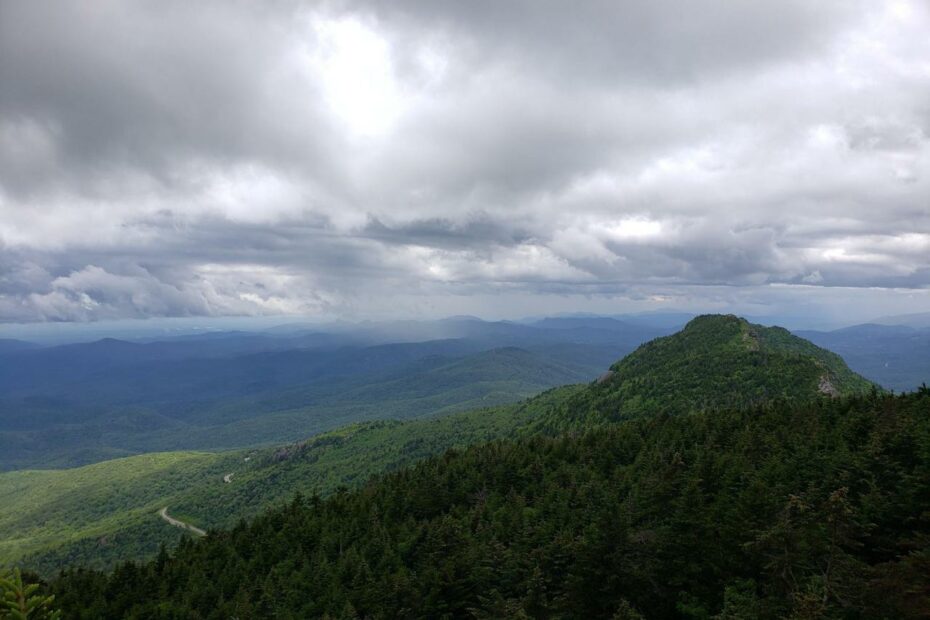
left=158, top=507, right=206, bottom=537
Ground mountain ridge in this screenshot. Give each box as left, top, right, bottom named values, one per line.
left=42, top=388, right=930, bottom=618
left=2, top=315, right=880, bottom=576
left=533, top=314, right=874, bottom=431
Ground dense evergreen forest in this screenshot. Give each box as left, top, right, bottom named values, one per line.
left=6, top=387, right=581, bottom=574
left=41, top=388, right=930, bottom=618
left=531, top=315, right=874, bottom=431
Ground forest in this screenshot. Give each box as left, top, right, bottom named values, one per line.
left=37, top=388, right=930, bottom=618
left=6, top=316, right=876, bottom=576
left=4, top=0, right=930, bottom=615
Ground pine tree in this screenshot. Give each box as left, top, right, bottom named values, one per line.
left=0, top=569, right=61, bottom=620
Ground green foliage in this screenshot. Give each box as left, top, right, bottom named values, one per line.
left=43, top=390, right=930, bottom=618
left=3, top=316, right=881, bottom=576
left=0, top=343, right=605, bottom=471
left=5, top=387, right=583, bottom=574
left=533, top=315, right=875, bottom=431
left=170, top=385, right=582, bottom=532
left=0, top=569, right=60, bottom=619
left=0, top=452, right=228, bottom=570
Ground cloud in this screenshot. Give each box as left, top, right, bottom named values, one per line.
left=0, top=0, right=928, bottom=323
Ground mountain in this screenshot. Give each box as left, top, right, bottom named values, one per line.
left=3, top=387, right=581, bottom=573
left=2, top=315, right=878, bottom=576
left=797, top=323, right=930, bottom=392
left=0, top=318, right=669, bottom=470
left=613, top=310, right=696, bottom=329
left=0, top=451, right=229, bottom=568
left=870, top=311, right=930, bottom=328
left=536, top=314, right=874, bottom=430
left=0, top=345, right=597, bottom=471
left=532, top=316, right=639, bottom=330
left=0, top=339, right=40, bottom=353
left=43, top=388, right=930, bottom=618
left=270, top=316, right=673, bottom=349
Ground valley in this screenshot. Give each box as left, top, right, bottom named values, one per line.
left=0, top=318, right=670, bottom=471
left=2, top=315, right=884, bottom=578
left=34, top=319, right=930, bottom=618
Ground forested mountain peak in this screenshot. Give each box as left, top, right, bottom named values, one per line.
left=653, top=313, right=801, bottom=354
left=537, top=314, right=875, bottom=430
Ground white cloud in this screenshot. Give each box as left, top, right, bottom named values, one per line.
left=0, top=0, right=928, bottom=322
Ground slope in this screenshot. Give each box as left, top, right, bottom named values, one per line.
left=4, top=316, right=874, bottom=574
left=6, top=386, right=582, bottom=573
left=0, top=343, right=604, bottom=471
left=798, top=323, right=930, bottom=392
left=0, top=452, right=228, bottom=565
left=535, top=314, right=875, bottom=430
left=47, top=389, right=930, bottom=619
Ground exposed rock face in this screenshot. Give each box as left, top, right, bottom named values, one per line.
left=819, top=375, right=840, bottom=396
left=597, top=370, right=616, bottom=384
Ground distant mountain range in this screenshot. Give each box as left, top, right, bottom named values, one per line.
left=3, top=311, right=927, bottom=472
left=0, top=339, right=40, bottom=353
left=869, top=311, right=930, bottom=328
left=2, top=315, right=875, bottom=575
left=0, top=317, right=673, bottom=470
left=797, top=323, right=930, bottom=392
left=11, top=315, right=925, bottom=618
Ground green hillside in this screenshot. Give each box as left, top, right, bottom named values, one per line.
left=536, top=314, right=874, bottom=431
left=2, top=316, right=876, bottom=576
left=46, top=389, right=930, bottom=618
left=7, top=386, right=582, bottom=573
left=1, top=345, right=602, bottom=471
left=0, top=452, right=227, bottom=566
left=170, top=385, right=581, bottom=533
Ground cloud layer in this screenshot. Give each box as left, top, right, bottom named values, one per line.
left=1, top=0, right=928, bottom=323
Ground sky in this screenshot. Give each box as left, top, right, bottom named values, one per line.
left=1, top=0, right=929, bottom=327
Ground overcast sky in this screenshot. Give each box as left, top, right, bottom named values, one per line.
left=1, top=0, right=929, bottom=326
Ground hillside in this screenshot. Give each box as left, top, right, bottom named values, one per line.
left=0, top=341, right=613, bottom=471
left=4, top=316, right=877, bottom=575
left=798, top=323, right=930, bottom=392
left=0, top=452, right=228, bottom=567
left=5, top=386, right=582, bottom=573
left=46, top=389, right=930, bottom=618
left=536, top=314, right=875, bottom=430
left=0, top=339, right=39, bottom=353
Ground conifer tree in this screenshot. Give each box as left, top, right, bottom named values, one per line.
left=0, top=569, right=61, bottom=620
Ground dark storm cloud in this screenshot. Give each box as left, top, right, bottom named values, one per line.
left=362, top=215, right=533, bottom=250
left=0, top=0, right=928, bottom=323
